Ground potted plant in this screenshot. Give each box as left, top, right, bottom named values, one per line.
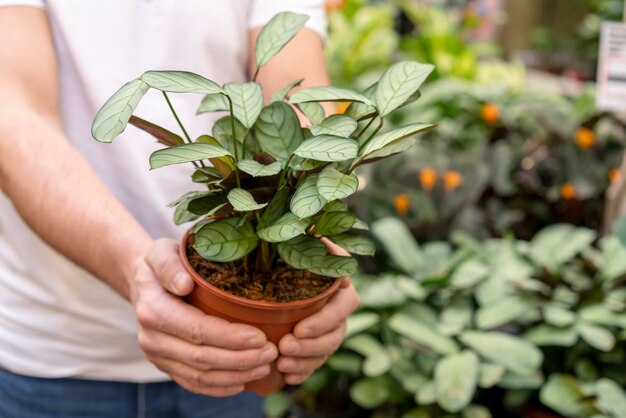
left=90, top=11, right=434, bottom=395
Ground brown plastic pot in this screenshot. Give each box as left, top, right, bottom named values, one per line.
left=179, top=230, right=342, bottom=396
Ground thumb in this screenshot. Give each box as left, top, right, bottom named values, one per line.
left=145, top=238, right=195, bottom=296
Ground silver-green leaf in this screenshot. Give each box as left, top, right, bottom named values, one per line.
left=92, top=78, right=150, bottom=143
left=257, top=212, right=311, bottom=243
left=227, top=189, right=267, bottom=212
left=237, top=160, right=282, bottom=177
left=314, top=212, right=357, bottom=236
left=193, top=218, right=259, bottom=262
left=359, top=123, right=436, bottom=159
left=197, top=93, right=229, bottom=114
left=277, top=235, right=328, bottom=269
left=435, top=351, right=479, bottom=413
left=296, top=102, right=326, bottom=125
left=269, top=78, right=304, bottom=103
left=255, top=12, right=309, bottom=70
left=141, top=71, right=223, bottom=94
left=310, top=114, right=358, bottom=137
left=290, top=174, right=327, bottom=219
left=255, top=102, right=303, bottom=160
left=224, top=82, right=263, bottom=129
left=317, top=167, right=359, bottom=201
left=328, top=233, right=376, bottom=256
left=388, top=313, right=459, bottom=355
left=149, top=143, right=232, bottom=169
left=374, top=61, right=434, bottom=116
left=294, top=135, right=358, bottom=162
left=290, top=86, right=374, bottom=105
left=310, top=256, right=358, bottom=277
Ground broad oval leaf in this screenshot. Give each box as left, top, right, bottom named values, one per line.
left=223, top=82, right=263, bottom=129
left=237, top=159, right=282, bottom=177
left=149, top=143, right=232, bottom=169
left=227, top=189, right=267, bottom=212
left=350, top=377, right=390, bottom=409
left=359, top=122, right=436, bottom=159
left=313, top=212, right=357, bottom=236
left=141, top=71, right=223, bottom=94
left=345, top=313, right=380, bottom=338
left=257, top=212, right=311, bottom=243
left=255, top=12, right=309, bottom=70
left=388, top=313, right=459, bottom=355
left=255, top=101, right=303, bottom=160
left=596, top=379, right=626, bottom=418
left=92, top=78, right=149, bottom=143
left=310, top=114, right=358, bottom=137
left=193, top=218, right=259, bottom=262
left=327, top=233, right=375, bottom=256
left=459, top=331, right=543, bottom=376
left=290, top=174, right=327, bottom=219
left=258, top=187, right=290, bottom=229
left=577, top=323, right=615, bottom=352
left=296, top=102, right=326, bottom=125
left=540, top=375, right=600, bottom=418
left=269, top=78, right=304, bottom=103
left=344, top=334, right=390, bottom=377
left=290, top=86, right=374, bottom=105
left=475, top=296, right=529, bottom=329
left=374, top=61, right=434, bottom=116
left=435, top=351, right=479, bottom=413
left=530, top=224, right=596, bottom=273
left=294, top=135, right=358, bottom=162
left=317, top=167, right=359, bottom=201
left=128, top=115, right=184, bottom=146
left=277, top=235, right=328, bottom=269
left=187, top=193, right=229, bottom=216
left=197, top=93, right=229, bottom=114
left=310, top=255, right=359, bottom=277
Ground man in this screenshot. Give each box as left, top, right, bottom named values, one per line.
left=0, top=1, right=359, bottom=416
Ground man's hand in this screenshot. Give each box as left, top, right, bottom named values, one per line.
left=130, top=239, right=278, bottom=397
left=276, top=240, right=360, bottom=385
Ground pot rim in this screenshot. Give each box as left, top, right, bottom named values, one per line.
left=180, top=230, right=342, bottom=311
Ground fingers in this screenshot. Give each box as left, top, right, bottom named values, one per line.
left=279, top=322, right=346, bottom=358
left=292, top=281, right=359, bottom=339
left=144, top=238, right=194, bottom=296
left=277, top=355, right=327, bottom=375
left=319, top=236, right=350, bottom=257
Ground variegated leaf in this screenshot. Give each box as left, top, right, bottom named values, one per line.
left=254, top=101, right=303, bottom=161
left=227, top=188, right=267, bottom=212
left=194, top=217, right=259, bottom=262
left=317, top=167, right=359, bottom=201
left=359, top=123, right=435, bottom=159
left=374, top=61, right=434, bottom=116
left=289, top=86, right=373, bottom=105
left=224, top=82, right=263, bottom=129
left=314, top=212, right=357, bottom=235
left=294, top=135, right=358, bottom=162
left=328, top=233, right=376, bottom=256
left=141, top=71, right=223, bottom=94
left=257, top=212, right=311, bottom=243
left=270, top=78, right=304, bottom=103
left=310, top=114, right=358, bottom=137
left=237, top=159, right=282, bottom=177
left=149, top=143, right=232, bottom=169
left=277, top=235, right=328, bottom=269
left=255, top=12, right=309, bottom=69
left=197, top=93, right=229, bottom=114
left=290, top=174, right=327, bottom=219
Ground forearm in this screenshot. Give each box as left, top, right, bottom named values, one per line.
left=0, top=107, right=152, bottom=299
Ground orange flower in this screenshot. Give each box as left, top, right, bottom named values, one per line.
left=609, top=168, right=621, bottom=183
left=394, top=193, right=410, bottom=215
left=444, top=170, right=463, bottom=191
left=419, top=168, right=438, bottom=191
left=325, top=0, right=344, bottom=13
left=575, top=127, right=595, bottom=149
left=481, top=103, right=499, bottom=125
left=335, top=101, right=350, bottom=114
left=560, top=183, right=576, bottom=200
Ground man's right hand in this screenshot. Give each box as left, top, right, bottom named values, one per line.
left=130, top=239, right=278, bottom=397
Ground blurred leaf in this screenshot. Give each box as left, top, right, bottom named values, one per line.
left=475, top=296, right=528, bottom=329
left=416, top=380, right=436, bottom=405
left=359, top=275, right=407, bottom=308
left=479, top=363, right=506, bottom=388
left=577, top=323, right=616, bottom=352
left=327, top=352, right=362, bottom=375
left=372, top=217, right=422, bottom=273
left=264, top=392, right=291, bottom=418
left=612, top=216, right=626, bottom=247
left=529, top=224, right=596, bottom=273
left=540, top=375, right=600, bottom=417
left=435, top=351, right=479, bottom=413
left=451, top=260, right=489, bottom=289
left=439, top=298, right=472, bottom=336
left=462, top=405, right=492, bottom=418
left=350, top=377, right=390, bottom=409
left=596, top=378, right=626, bottom=418
left=544, top=304, right=577, bottom=327
left=345, top=312, right=380, bottom=338
left=599, top=236, right=626, bottom=282
left=389, top=313, right=459, bottom=355
left=524, top=325, right=578, bottom=347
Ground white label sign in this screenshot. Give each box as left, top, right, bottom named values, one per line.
left=597, top=22, right=626, bottom=111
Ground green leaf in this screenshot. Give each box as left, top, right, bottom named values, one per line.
left=524, top=325, right=578, bottom=347
left=237, top=159, right=281, bottom=177
left=435, top=351, right=479, bottom=413
left=197, top=93, right=229, bottom=113
left=258, top=187, right=290, bottom=230
left=479, top=363, right=506, bottom=388
left=277, top=235, right=328, bottom=269
left=417, top=381, right=437, bottom=405
left=317, top=167, right=359, bottom=201
left=310, top=114, right=358, bottom=137
left=345, top=313, right=380, bottom=339
left=462, top=405, right=492, bottom=418
left=92, top=78, right=150, bottom=143
left=540, top=375, right=600, bottom=418
left=613, top=216, right=626, bottom=247
left=388, top=313, right=459, bottom=355
left=191, top=167, right=223, bottom=183
left=141, top=70, right=223, bottom=94
left=255, top=12, right=309, bottom=70
left=459, top=332, right=543, bottom=376
left=350, top=377, right=390, bottom=409
left=149, top=143, right=232, bottom=169
left=357, top=135, right=421, bottom=163
left=596, top=379, right=626, bottom=418
left=451, top=260, right=489, bottom=289
left=254, top=102, right=303, bottom=161
left=257, top=212, right=311, bottom=243
left=193, top=217, right=259, bottom=262
left=544, top=304, right=576, bottom=327
left=128, top=115, right=184, bottom=146
left=227, top=189, right=267, bottom=212
left=296, top=102, right=326, bottom=125
left=529, top=224, right=596, bottom=272
left=374, top=61, right=434, bottom=116
left=313, top=212, right=356, bottom=235
left=269, top=78, right=304, bottom=103
left=359, top=122, right=435, bottom=159
left=475, top=296, right=528, bottom=329
left=371, top=217, right=422, bottom=273
left=223, top=82, right=263, bottom=129
left=294, top=135, right=358, bottom=162
left=344, top=334, right=391, bottom=377
left=212, top=115, right=248, bottom=146
left=290, top=174, right=327, bottom=219
left=328, top=233, right=375, bottom=256
left=173, top=199, right=200, bottom=225
left=290, top=86, right=374, bottom=105
left=309, top=255, right=358, bottom=277
left=264, top=392, right=291, bottom=418
left=577, top=323, right=616, bottom=352
left=187, top=193, right=229, bottom=216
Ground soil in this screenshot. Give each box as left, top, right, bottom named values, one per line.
left=185, top=240, right=336, bottom=303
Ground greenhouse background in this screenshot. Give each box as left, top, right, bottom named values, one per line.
left=265, top=1, right=626, bottom=417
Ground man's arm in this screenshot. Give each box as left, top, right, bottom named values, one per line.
left=248, top=27, right=361, bottom=385
left=0, top=7, right=276, bottom=396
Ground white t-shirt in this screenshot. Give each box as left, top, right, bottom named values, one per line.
left=0, top=0, right=326, bottom=382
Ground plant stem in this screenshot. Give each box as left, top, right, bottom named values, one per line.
left=278, top=154, right=295, bottom=189
left=162, top=91, right=202, bottom=168
left=354, top=116, right=377, bottom=141
left=252, top=66, right=260, bottom=83
left=358, top=118, right=384, bottom=155
left=226, top=96, right=242, bottom=188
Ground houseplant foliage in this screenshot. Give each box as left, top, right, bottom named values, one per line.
left=91, top=11, right=434, bottom=292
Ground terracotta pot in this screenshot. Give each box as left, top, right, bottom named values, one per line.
left=179, top=230, right=342, bottom=396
